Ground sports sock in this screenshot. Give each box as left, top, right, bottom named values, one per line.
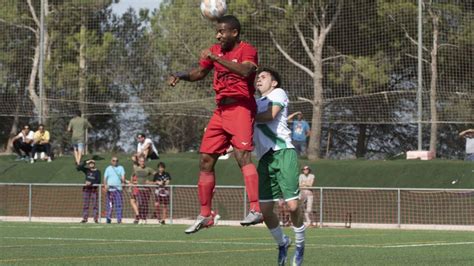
left=242, top=164, right=261, bottom=212
left=293, top=224, right=306, bottom=247
left=270, top=226, right=286, bottom=246
left=198, top=171, right=215, bottom=217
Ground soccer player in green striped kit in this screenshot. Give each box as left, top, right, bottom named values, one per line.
left=254, top=68, right=305, bottom=266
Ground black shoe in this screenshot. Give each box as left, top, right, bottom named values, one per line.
left=106, top=218, right=111, bottom=224
left=94, top=219, right=99, bottom=224
left=80, top=219, right=87, bottom=223
left=160, top=220, right=166, bottom=225
left=133, top=219, right=139, bottom=224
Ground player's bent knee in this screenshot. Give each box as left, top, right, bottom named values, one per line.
left=286, top=200, right=300, bottom=213
left=234, top=150, right=252, bottom=167
left=199, top=153, right=218, bottom=171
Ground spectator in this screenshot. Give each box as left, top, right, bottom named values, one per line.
left=127, top=174, right=140, bottom=224
left=31, top=124, right=52, bottom=163
left=288, top=111, right=310, bottom=156
left=12, top=125, right=34, bottom=161
left=68, top=110, right=92, bottom=166
left=132, top=133, right=159, bottom=164
left=153, top=162, right=171, bottom=225
left=299, top=165, right=315, bottom=226
left=78, top=159, right=101, bottom=223
left=459, top=129, right=474, bottom=161
left=104, top=157, right=125, bottom=224
left=132, top=156, right=156, bottom=224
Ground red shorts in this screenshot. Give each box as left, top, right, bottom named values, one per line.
left=200, top=101, right=255, bottom=154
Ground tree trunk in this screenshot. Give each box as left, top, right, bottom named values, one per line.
left=79, top=24, right=87, bottom=115
left=355, top=124, right=368, bottom=158
left=41, top=3, right=50, bottom=125
left=308, top=61, right=323, bottom=160
left=307, top=27, right=326, bottom=160
left=28, top=37, right=41, bottom=114
left=26, top=0, right=50, bottom=124
left=5, top=102, right=21, bottom=153
left=429, top=10, right=439, bottom=156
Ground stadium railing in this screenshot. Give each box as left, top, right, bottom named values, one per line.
left=0, top=183, right=473, bottom=231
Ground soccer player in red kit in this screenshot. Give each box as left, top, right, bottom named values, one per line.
left=168, top=15, right=263, bottom=234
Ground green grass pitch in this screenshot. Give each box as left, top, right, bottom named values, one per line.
left=1, top=222, right=473, bottom=265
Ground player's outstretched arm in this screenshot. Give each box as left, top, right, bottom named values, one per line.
left=167, top=66, right=211, bottom=87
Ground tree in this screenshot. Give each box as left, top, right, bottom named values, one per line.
left=329, top=53, right=392, bottom=157
left=258, top=0, right=343, bottom=160
left=378, top=0, right=471, bottom=156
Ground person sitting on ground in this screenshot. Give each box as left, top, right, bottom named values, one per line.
left=12, top=125, right=34, bottom=161
left=31, top=124, right=52, bottom=163
left=459, top=129, right=474, bottom=161
left=131, top=133, right=159, bottom=164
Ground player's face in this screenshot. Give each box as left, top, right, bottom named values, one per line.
left=138, top=159, right=145, bottom=167
left=215, top=23, right=237, bottom=51
left=255, top=71, right=275, bottom=95
left=158, top=166, right=165, bottom=173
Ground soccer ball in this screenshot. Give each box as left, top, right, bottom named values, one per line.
left=200, top=0, right=227, bottom=21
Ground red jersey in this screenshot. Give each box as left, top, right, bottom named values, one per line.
left=199, top=41, right=258, bottom=104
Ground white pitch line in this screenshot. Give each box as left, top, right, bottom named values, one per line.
left=381, top=242, right=474, bottom=248
left=2, top=236, right=474, bottom=249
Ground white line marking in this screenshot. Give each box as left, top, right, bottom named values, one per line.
left=2, top=236, right=474, bottom=249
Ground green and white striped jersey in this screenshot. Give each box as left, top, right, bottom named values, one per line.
left=254, top=88, right=294, bottom=160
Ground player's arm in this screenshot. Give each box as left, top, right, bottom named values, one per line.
left=202, top=49, right=256, bottom=78
left=256, top=103, right=282, bottom=123
left=168, top=66, right=211, bottom=87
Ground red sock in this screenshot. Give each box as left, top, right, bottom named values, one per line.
left=198, top=171, right=215, bottom=217
left=242, top=164, right=260, bottom=212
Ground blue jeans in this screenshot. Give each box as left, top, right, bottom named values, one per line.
left=292, top=140, right=307, bottom=156
left=106, top=190, right=123, bottom=222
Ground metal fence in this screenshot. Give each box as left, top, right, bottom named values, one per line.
left=1, top=183, right=473, bottom=230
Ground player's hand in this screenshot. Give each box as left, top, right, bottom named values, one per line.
left=201, top=49, right=217, bottom=61
left=167, top=74, right=180, bottom=87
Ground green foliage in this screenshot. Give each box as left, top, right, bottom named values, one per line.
left=331, top=53, right=391, bottom=95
